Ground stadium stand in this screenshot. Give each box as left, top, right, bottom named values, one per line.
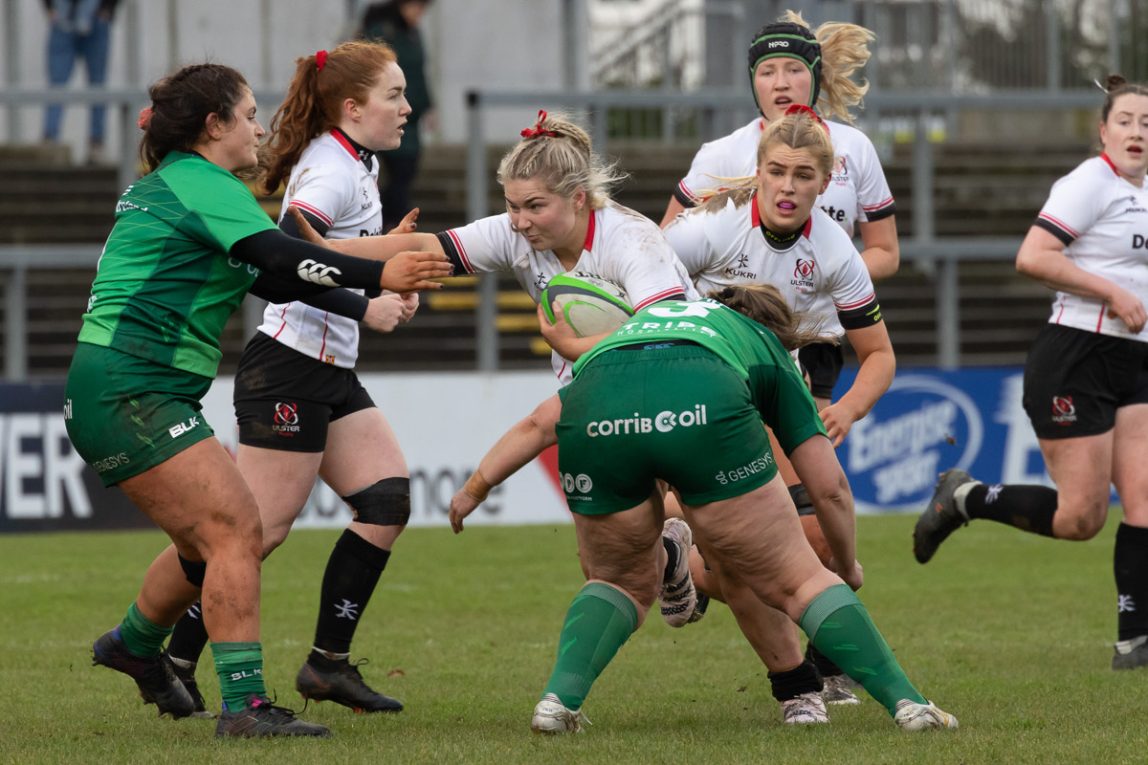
left=0, top=139, right=1085, bottom=376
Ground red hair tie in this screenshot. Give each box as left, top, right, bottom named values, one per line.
left=520, top=109, right=558, bottom=139
left=315, top=50, right=328, bottom=71
left=136, top=106, right=153, bottom=131
left=784, top=103, right=828, bottom=132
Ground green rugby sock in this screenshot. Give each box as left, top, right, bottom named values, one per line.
left=542, top=582, right=640, bottom=710
left=118, top=603, right=172, bottom=658
left=211, top=641, right=266, bottom=712
left=799, top=584, right=927, bottom=715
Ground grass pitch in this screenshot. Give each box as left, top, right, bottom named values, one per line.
left=1, top=513, right=1145, bottom=764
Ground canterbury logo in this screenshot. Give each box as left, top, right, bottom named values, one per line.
left=297, top=259, right=342, bottom=287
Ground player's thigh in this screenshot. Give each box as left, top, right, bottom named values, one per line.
left=1038, top=433, right=1113, bottom=535
left=1113, top=404, right=1148, bottom=525
left=236, top=444, right=324, bottom=550
left=120, top=438, right=262, bottom=560
left=683, top=476, right=830, bottom=618
left=321, top=405, right=408, bottom=494
left=573, top=496, right=664, bottom=606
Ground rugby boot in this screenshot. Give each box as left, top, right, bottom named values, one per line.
left=913, top=469, right=974, bottom=563
left=215, top=696, right=330, bottom=738
left=92, top=628, right=195, bottom=719
left=296, top=656, right=403, bottom=713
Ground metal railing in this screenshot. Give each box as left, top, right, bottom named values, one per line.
left=0, top=86, right=1108, bottom=379
left=0, top=87, right=290, bottom=191
left=591, top=0, right=1135, bottom=94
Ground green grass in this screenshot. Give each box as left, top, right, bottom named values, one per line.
left=1, top=514, right=1145, bottom=764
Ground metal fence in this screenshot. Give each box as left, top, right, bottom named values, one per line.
left=0, top=84, right=1103, bottom=379
left=594, top=0, right=1141, bottom=93
left=2, top=0, right=1142, bottom=379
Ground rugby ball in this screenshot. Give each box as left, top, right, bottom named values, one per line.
left=541, top=272, right=633, bottom=337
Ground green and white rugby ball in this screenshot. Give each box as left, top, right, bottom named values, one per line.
left=541, top=272, right=633, bottom=337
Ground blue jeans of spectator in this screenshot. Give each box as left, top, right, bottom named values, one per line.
left=43, top=17, right=111, bottom=144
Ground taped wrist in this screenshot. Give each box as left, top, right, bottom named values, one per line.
left=463, top=470, right=494, bottom=502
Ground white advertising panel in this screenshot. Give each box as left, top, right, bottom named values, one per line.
left=200, top=371, right=570, bottom=529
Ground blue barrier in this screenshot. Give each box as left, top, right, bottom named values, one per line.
left=836, top=366, right=1057, bottom=514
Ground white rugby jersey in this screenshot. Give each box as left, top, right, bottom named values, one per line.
left=1033, top=154, right=1148, bottom=342
left=258, top=130, right=385, bottom=368
left=664, top=196, right=879, bottom=338
left=438, top=201, right=699, bottom=381
left=673, top=118, right=896, bottom=238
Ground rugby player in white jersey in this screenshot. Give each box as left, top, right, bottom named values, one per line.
left=434, top=110, right=697, bottom=384
left=914, top=75, right=1148, bottom=672
left=659, top=11, right=899, bottom=705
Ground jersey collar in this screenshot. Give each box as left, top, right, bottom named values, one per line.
left=581, top=208, right=597, bottom=252
left=331, top=128, right=375, bottom=169
left=1100, top=152, right=1119, bottom=175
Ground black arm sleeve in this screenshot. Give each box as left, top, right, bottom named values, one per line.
left=278, top=208, right=379, bottom=306
left=300, top=288, right=370, bottom=321
left=247, top=274, right=370, bottom=321
left=230, top=229, right=384, bottom=290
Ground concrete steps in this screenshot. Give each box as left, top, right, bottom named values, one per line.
left=2, top=139, right=1086, bottom=376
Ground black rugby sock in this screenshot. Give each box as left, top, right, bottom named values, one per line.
left=1115, top=523, right=1148, bottom=641
left=963, top=483, right=1057, bottom=537
left=167, top=601, right=210, bottom=665
left=312, top=529, right=391, bottom=656
left=768, top=660, right=821, bottom=702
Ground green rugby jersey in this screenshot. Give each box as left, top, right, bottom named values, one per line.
left=78, top=151, right=277, bottom=377
left=572, top=298, right=826, bottom=449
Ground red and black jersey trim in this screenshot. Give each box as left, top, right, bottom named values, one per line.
left=862, top=197, right=897, bottom=222
left=836, top=294, right=882, bottom=329
left=435, top=230, right=471, bottom=274
left=1033, top=213, right=1078, bottom=247
left=673, top=182, right=700, bottom=209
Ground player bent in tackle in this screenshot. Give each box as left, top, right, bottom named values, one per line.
left=452, top=285, right=957, bottom=733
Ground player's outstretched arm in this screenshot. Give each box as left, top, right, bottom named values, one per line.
left=449, top=395, right=562, bottom=533
left=285, top=206, right=452, bottom=292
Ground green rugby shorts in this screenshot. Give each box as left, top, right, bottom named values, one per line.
left=556, top=343, right=778, bottom=515
left=64, top=342, right=215, bottom=486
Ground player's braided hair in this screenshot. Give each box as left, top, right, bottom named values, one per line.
left=261, top=41, right=399, bottom=194
left=497, top=111, right=627, bottom=209
left=139, top=63, right=250, bottom=172
left=710, top=284, right=833, bottom=350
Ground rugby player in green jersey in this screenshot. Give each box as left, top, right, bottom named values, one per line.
left=450, top=286, right=957, bottom=734
left=65, top=62, right=450, bottom=738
